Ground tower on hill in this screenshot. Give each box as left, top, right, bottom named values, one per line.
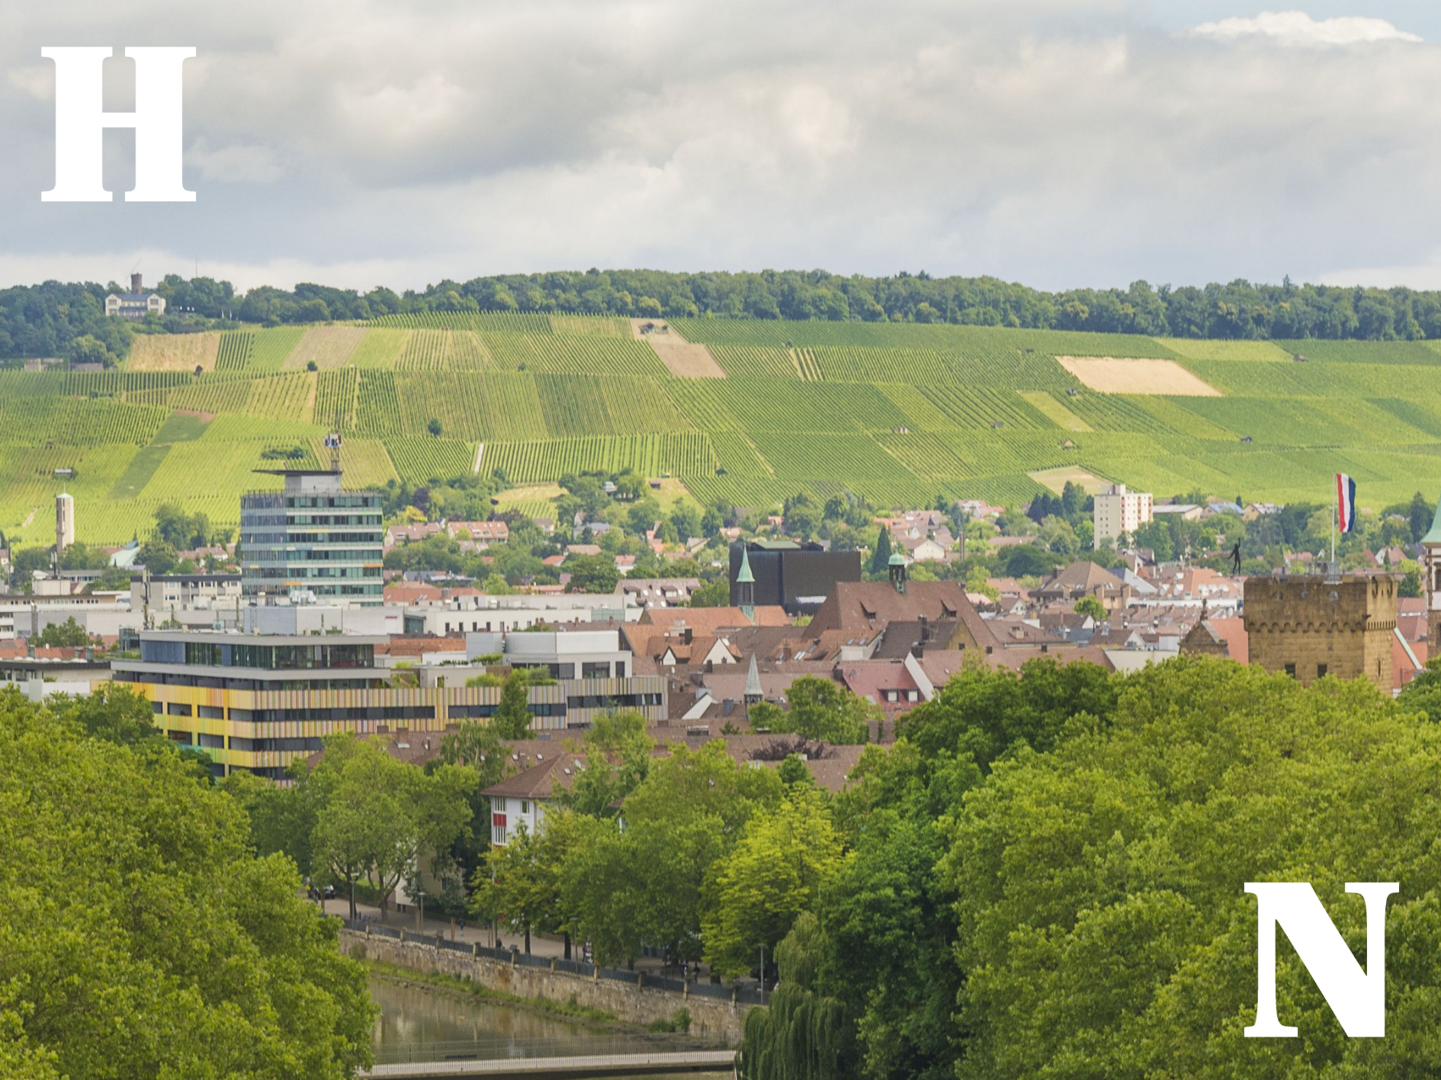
left=55, top=492, right=75, bottom=557
left=1242, top=573, right=1397, bottom=693
left=240, top=468, right=383, bottom=607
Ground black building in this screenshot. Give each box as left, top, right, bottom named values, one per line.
left=728, top=540, right=861, bottom=616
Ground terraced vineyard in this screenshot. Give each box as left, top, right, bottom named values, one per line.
left=7, top=315, right=1441, bottom=545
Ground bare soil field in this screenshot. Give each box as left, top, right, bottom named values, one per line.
left=1057, top=356, right=1221, bottom=396
left=128, top=333, right=222, bottom=371
left=1028, top=465, right=1112, bottom=495
left=283, top=326, right=368, bottom=370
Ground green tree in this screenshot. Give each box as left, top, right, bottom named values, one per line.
left=770, top=676, right=874, bottom=744
left=439, top=719, right=511, bottom=789
left=1409, top=490, right=1433, bottom=543
left=949, top=657, right=1441, bottom=1079
left=565, top=742, right=783, bottom=965
left=49, top=682, right=157, bottom=746
left=565, top=553, right=620, bottom=594
left=427, top=417, right=443, bottom=437
left=0, top=688, right=375, bottom=1079
left=33, top=616, right=92, bottom=649
left=737, top=912, right=854, bottom=1080
left=557, top=710, right=653, bottom=818
left=1073, top=595, right=1106, bottom=621
left=690, top=577, right=730, bottom=608
left=870, top=527, right=893, bottom=575
left=493, top=670, right=537, bottom=739
left=1398, top=654, right=1441, bottom=721
left=67, top=333, right=115, bottom=367
left=307, top=734, right=471, bottom=922
left=702, top=786, right=844, bottom=977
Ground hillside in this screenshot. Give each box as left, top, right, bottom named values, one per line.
left=4, top=313, right=1441, bottom=546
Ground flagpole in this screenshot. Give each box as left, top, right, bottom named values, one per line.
left=1331, top=494, right=1336, bottom=570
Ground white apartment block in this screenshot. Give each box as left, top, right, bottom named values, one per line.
left=1093, top=483, right=1153, bottom=545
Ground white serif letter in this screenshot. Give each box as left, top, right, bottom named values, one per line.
left=41, top=46, right=196, bottom=202
left=1245, top=882, right=1398, bottom=1038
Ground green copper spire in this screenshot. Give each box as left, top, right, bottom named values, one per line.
left=1424, top=490, right=1441, bottom=546
left=736, top=544, right=755, bottom=584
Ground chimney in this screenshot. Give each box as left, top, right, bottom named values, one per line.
left=131, top=272, right=143, bottom=294
left=918, top=614, right=929, bottom=642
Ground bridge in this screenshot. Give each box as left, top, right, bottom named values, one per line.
left=362, top=1049, right=736, bottom=1079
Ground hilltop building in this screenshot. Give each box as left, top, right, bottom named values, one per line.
left=1242, top=573, right=1398, bottom=693
left=1093, top=483, right=1153, bottom=545
left=239, top=468, right=384, bottom=607
left=104, top=273, right=166, bottom=320
left=55, top=493, right=74, bottom=556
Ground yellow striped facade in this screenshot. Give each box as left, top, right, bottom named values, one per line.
left=129, top=675, right=666, bottom=774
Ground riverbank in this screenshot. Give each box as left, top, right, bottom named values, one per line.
left=345, top=928, right=758, bottom=1044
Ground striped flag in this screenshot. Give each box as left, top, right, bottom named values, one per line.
left=1336, top=473, right=1357, bottom=533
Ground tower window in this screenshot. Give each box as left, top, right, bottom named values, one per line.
left=1284, top=663, right=1296, bottom=678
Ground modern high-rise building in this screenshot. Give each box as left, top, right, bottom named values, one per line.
left=55, top=492, right=75, bottom=555
left=239, top=469, right=384, bottom=606
left=1092, top=483, right=1153, bottom=545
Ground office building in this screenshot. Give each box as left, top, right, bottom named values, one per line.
left=113, top=629, right=665, bottom=778
left=240, top=469, right=384, bottom=606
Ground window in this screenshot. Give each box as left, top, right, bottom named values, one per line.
left=1317, top=664, right=1328, bottom=678
left=521, top=800, right=529, bottom=814
left=1284, top=663, right=1296, bottom=678
left=166, top=702, right=192, bottom=716
left=582, top=661, right=610, bottom=679
left=492, top=825, right=507, bottom=845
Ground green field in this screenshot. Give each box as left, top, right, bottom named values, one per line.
left=6, top=315, right=1441, bottom=545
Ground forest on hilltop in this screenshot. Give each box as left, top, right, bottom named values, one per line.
left=7, top=270, right=1441, bottom=362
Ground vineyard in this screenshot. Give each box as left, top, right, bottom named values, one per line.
left=4, top=319, right=1441, bottom=545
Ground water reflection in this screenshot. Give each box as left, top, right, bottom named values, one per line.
left=370, top=975, right=730, bottom=1074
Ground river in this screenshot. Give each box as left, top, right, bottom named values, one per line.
left=370, top=974, right=732, bottom=1075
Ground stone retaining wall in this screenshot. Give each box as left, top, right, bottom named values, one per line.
left=342, top=929, right=757, bottom=1044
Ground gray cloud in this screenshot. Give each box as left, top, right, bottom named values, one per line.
left=0, top=1, right=1435, bottom=291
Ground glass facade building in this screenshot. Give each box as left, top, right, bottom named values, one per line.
left=240, top=470, right=383, bottom=606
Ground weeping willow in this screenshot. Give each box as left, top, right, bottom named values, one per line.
left=736, top=913, right=856, bottom=1080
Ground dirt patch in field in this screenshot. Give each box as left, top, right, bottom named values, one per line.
left=650, top=341, right=726, bottom=378
left=1029, top=465, right=1112, bottom=495
left=283, top=326, right=368, bottom=370
left=174, top=408, right=217, bottom=422
left=128, top=333, right=222, bottom=372
left=1057, top=357, right=1221, bottom=396
left=630, top=319, right=725, bottom=377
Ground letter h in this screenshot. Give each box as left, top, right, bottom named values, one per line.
left=42, top=46, right=195, bottom=202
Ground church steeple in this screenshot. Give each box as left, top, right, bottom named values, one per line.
left=1422, top=491, right=1441, bottom=647
left=736, top=543, right=756, bottom=623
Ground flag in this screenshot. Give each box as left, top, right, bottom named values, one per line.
left=1336, top=473, right=1357, bottom=533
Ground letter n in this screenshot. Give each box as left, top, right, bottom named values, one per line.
left=1244, top=882, right=1398, bottom=1038
left=41, top=46, right=196, bottom=202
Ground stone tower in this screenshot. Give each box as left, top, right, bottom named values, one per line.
left=1242, top=574, right=1397, bottom=693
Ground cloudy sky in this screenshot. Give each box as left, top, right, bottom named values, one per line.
left=2, top=1, right=1439, bottom=293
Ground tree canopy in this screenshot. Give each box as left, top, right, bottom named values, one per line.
left=0, top=687, right=375, bottom=1079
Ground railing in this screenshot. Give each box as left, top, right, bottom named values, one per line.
left=342, top=918, right=767, bottom=1005
left=372, top=1033, right=728, bottom=1066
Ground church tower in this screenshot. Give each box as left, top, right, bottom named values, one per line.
left=1422, top=490, right=1441, bottom=647
left=736, top=543, right=756, bottom=623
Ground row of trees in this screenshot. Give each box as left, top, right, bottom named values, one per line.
left=153, top=271, right=1441, bottom=339
left=12, top=273, right=1441, bottom=357
left=735, top=655, right=1441, bottom=1080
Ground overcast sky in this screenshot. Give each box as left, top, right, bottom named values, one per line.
left=2, top=1, right=1439, bottom=294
